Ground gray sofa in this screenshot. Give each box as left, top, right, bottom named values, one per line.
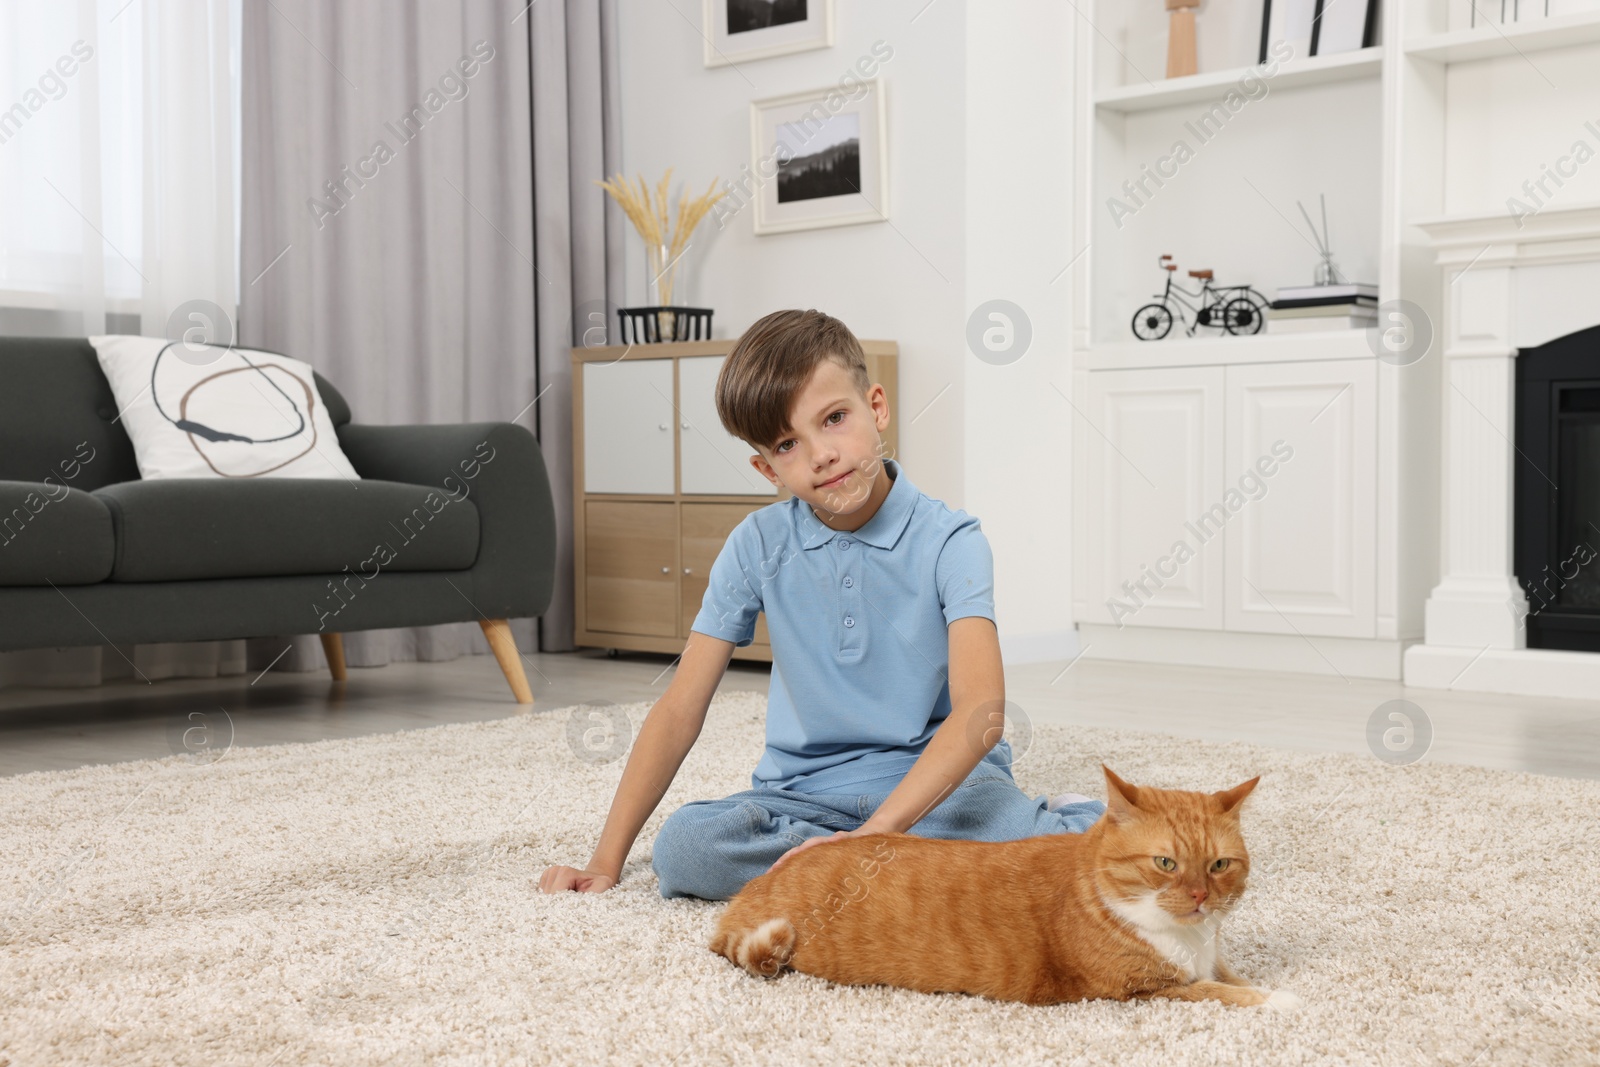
left=0, top=336, right=556, bottom=703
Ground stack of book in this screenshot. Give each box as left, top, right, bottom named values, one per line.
left=1265, top=283, right=1378, bottom=333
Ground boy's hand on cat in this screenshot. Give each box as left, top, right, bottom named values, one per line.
left=537, top=864, right=618, bottom=894
left=771, top=826, right=889, bottom=870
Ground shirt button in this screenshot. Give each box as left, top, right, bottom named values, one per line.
left=843, top=576, right=853, bottom=588
left=840, top=540, right=851, bottom=550
left=844, top=615, right=855, bottom=627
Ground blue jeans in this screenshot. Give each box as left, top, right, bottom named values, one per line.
left=651, top=761, right=1107, bottom=901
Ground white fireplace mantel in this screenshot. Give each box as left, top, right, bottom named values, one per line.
left=1404, top=201, right=1600, bottom=699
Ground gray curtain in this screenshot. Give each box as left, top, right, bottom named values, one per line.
left=238, top=0, right=623, bottom=671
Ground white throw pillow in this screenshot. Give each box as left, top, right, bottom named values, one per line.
left=89, top=334, right=362, bottom=481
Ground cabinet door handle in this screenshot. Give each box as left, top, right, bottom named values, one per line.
left=659, top=422, right=669, bottom=431
left=661, top=566, right=670, bottom=574
left=681, top=421, right=690, bottom=430
left=683, top=567, right=692, bottom=574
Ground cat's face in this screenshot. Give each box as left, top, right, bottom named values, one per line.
left=1094, top=765, right=1259, bottom=928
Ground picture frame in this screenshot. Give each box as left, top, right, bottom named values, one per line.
left=703, top=0, right=834, bottom=68
left=749, top=80, right=888, bottom=236
left=1309, top=0, right=1377, bottom=55
left=1259, top=0, right=1319, bottom=63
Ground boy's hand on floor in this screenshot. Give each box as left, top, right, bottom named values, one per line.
left=770, top=825, right=889, bottom=871
left=538, top=864, right=618, bottom=894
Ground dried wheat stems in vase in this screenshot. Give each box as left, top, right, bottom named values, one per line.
left=594, top=167, right=727, bottom=292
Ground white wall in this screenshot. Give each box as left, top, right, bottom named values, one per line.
left=963, top=3, right=1077, bottom=664
left=1443, top=46, right=1600, bottom=216
left=617, top=0, right=969, bottom=500
left=616, top=0, right=1077, bottom=665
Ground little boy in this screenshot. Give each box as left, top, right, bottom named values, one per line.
left=539, top=309, right=1105, bottom=899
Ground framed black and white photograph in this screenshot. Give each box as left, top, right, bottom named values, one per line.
left=1259, top=0, right=1319, bottom=62
left=703, top=0, right=834, bottom=68
left=749, top=80, right=887, bottom=235
left=1309, top=0, right=1377, bottom=55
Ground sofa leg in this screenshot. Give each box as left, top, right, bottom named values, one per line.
left=320, top=633, right=348, bottom=681
left=479, top=618, right=534, bottom=704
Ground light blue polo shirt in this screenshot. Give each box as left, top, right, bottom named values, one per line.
left=690, top=457, right=1015, bottom=795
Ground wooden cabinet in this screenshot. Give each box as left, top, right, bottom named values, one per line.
left=573, top=339, right=898, bottom=662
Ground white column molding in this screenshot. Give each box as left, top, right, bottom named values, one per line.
left=1406, top=204, right=1600, bottom=696
left=1424, top=351, right=1527, bottom=650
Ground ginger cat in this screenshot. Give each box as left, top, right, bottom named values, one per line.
left=708, top=764, right=1304, bottom=1010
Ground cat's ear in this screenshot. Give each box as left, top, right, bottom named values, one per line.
left=1101, top=764, right=1142, bottom=823
left=1213, top=775, right=1261, bottom=815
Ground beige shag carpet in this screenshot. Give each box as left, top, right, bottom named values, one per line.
left=2, top=688, right=1598, bottom=1066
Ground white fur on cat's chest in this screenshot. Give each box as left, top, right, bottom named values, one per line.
left=1104, top=891, right=1220, bottom=981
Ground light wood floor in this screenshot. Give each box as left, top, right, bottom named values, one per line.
left=1, top=648, right=1596, bottom=781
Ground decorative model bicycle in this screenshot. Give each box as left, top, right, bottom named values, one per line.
left=1130, top=255, right=1269, bottom=340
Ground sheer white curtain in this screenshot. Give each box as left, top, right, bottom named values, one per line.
left=0, top=0, right=249, bottom=689
left=0, top=0, right=237, bottom=328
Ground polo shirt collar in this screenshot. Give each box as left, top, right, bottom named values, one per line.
left=797, top=457, right=915, bottom=551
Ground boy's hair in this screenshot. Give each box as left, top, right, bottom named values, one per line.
left=715, top=308, right=872, bottom=453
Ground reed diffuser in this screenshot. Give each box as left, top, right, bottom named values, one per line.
left=594, top=168, right=727, bottom=338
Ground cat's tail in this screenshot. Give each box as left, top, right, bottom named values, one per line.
left=716, top=916, right=796, bottom=978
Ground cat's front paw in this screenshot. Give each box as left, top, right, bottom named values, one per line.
left=1262, top=988, right=1305, bottom=1011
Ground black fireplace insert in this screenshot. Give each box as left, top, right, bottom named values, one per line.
left=1513, top=324, right=1600, bottom=652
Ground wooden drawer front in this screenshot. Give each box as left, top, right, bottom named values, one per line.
left=680, top=502, right=770, bottom=644
left=586, top=500, right=678, bottom=637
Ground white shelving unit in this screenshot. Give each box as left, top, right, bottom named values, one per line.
left=1093, top=46, right=1384, bottom=113
left=1076, top=330, right=1380, bottom=372
left=1072, top=6, right=1391, bottom=355
left=1068, top=0, right=1600, bottom=680
left=1064, top=0, right=1529, bottom=679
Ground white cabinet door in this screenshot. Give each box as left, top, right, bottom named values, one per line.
left=1077, top=366, right=1225, bottom=629
left=1223, top=358, right=1376, bottom=638
left=583, top=359, right=675, bottom=494
left=677, top=355, right=777, bottom=496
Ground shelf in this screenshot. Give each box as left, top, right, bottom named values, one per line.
left=1093, top=47, right=1383, bottom=114
left=1406, top=10, right=1600, bottom=63
left=1074, top=329, right=1379, bottom=372
left=1411, top=200, right=1600, bottom=258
